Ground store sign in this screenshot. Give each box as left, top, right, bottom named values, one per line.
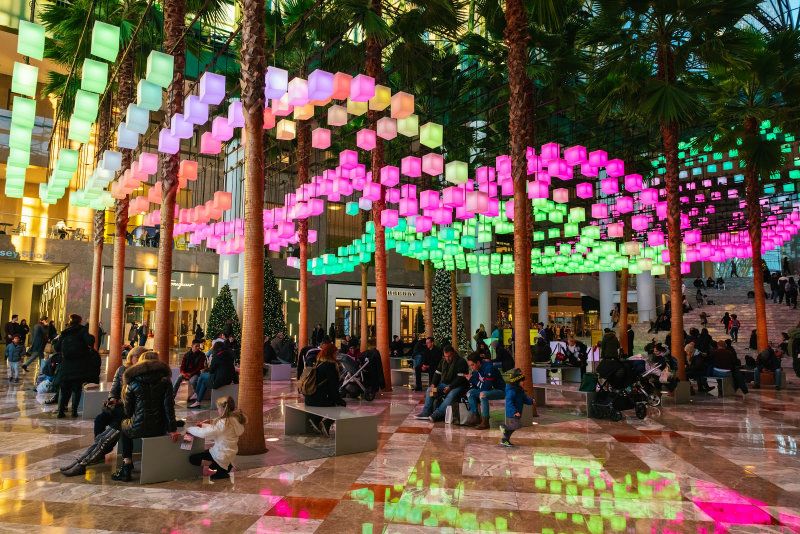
left=387, top=289, right=418, bottom=297
left=0, top=248, right=55, bottom=261
left=144, top=279, right=195, bottom=292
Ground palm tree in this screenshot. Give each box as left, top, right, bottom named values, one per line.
left=237, top=0, right=267, bottom=455
left=708, top=27, right=800, bottom=351
left=584, top=0, right=758, bottom=381
left=424, top=260, right=433, bottom=337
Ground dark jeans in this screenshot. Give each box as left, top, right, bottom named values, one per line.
left=58, top=379, right=83, bottom=415
left=189, top=450, right=230, bottom=473
left=414, top=362, right=435, bottom=391
left=120, top=432, right=134, bottom=459
left=93, top=403, right=124, bottom=437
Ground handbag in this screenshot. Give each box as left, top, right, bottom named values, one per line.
left=579, top=372, right=598, bottom=392
left=659, top=366, right=672, bottom=384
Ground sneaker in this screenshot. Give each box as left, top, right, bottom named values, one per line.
left=188, top=394, right=197, bottom=402
left=413, top=413, right=431, bottom=420
left=188, top=402, right=202, bottom=409
left=210, top=470, right=230, bottom=480
left=500, top=440, right=513, bottom=448
left=428, top=416, right=435, bottom=423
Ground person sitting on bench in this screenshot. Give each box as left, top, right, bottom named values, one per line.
left=464, top=352, right=505, bottom=430
left=186, top=396, right=246, bottom=480
left=753, top=346, right=783, bottom=390
left=413, top=346, right=469, bottom=422
left=190, top=339, right=236, bottom=409
left=301, top=343, right=346, bottom=436
left=174, top=341, right=207, bottom=399
left=94, top=346, right=147, bottom=437
left=563, top=336, right=588, bottom=377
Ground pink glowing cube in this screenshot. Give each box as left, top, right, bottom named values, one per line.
left=363, top=181, right=382, bottom=201
left=184, top=95, right=209, bottom=125
left=271, top=94, right=293, bottom=116
left=605, top=158, right=625, bottom=177
left=574, top=182, right=592, bottom=199
left=401, top=184, right=417, bottom=198
left=607, top=222, right=623, bottom=237
left=158, top=128, right=180, bottom=154
left=580, top=163, right=599, bottom=177
left=379, top=165, right=399, bottom=187
left=340, top=150, right=358, bottom=170
left=564, top=145, right=587, bottom=165
left=178, top=159, right=197, bottom=181
left=287, top=77, right=309, bottom=106
left=656, top=202, right=668, bottom=218
left=399, top=197, right=418, bottom=217
left=476, top=166, right=495, bottom=183
left=350, top=74, right=375, bottom=102
left=358, top=197, right=372, bottom=210
left=420, top=190, right=440, bottom=210
left=591, top=203, right=608, bottom=219
left=540, top=142, right=561, bottom=163
left=422, top=153, right=443, bottom=176
left=500, top=180, right=514, bottom=196
left=617, top=196, right=634, bottom=213
left=496, top=155, right=512, bottom=176
left=390, top=91, right=414, bottom=119
left=265, top=66, right=288, bottom=99
left=263, top=108, right=276, bottom=129
left=442, top=186, right=464, bottom=207
left=199, top=72, right=226, bottom=105
left=527, top=155, right=543, bottom=174
left=631, top=214, right=649, bottom=231
left=312, top=127, right=331, bottom=149
left=624, top=174, right=643, bottom=192
left=527, top=180, right=549, bottom=199
left=548, top=159, right=570, bottom=179
left=376, top=117, right=397, bottom=140
left=308, top=69, right=333, bottom=101
left=356, top=128, right=377, bottom=151
left=639, top=188, right=659, bottom=205
left=553, top=188, right=569, bottom=203
left=328, top=105, right=347, bottom=127
left=414, top=215, right=432, bottom=233
left=505, top=199, right=515, bottom=220
left=600, top=177, right=618, bottom=195
left=588, top=150, right=608, bottom=167
left=138, top=152, right=158, bottom=175
left=466, top=191, right=489, bottom=214
left=331, top=72, right=352, bottom=100
left=685, top=229, right=701, bottom=244
left=401, top=156, right=421, bottom=177
left=380, top=209, right=399, bottom=228
left=432, top=207, right=453, bottom=225
left=211, top=116, right=234, bottom=142
left=478, top=181, right=497, bottom=197
left=384, top=188, right=400, bottom=204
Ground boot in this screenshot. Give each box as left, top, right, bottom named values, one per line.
left=61, top=428, right=119, bottom=474
left=111, top=462, right=133, bottom=482
left=464, top=413, right=480, bottom=427
left=475, top=417, right=490, bottom=430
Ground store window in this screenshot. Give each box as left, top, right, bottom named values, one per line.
left=400, top=302, right=426, bottom=342
left=334, top=298, right=376, bottom=343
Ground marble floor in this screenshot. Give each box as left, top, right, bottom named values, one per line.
left=0, top=362, right=798, bottom=533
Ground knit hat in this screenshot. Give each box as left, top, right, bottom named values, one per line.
left=503, top=368, right=525, bottom=384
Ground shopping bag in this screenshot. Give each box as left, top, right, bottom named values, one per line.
left=444, top=405, right=453, bottom=424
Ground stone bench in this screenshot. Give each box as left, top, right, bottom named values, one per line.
left=79, top=382, right=113, bottom=420
left=390, top=357, right=409, bottom=370
left=532, top=384, right=594, bottom=416
left=391, top=368, right=415, bottom=388
left=284, top=403, right=377, bottom=456
left=266, top=363, right=293, bottom=381
left=118, top=434, right=206, bottom=484
left=449, top=400, right=535, bottom=426
left=210, top=383, right=238, bottom=405
left=532, top=365, right=582, bottom=385
left=710, top=376, right=735, bottom=397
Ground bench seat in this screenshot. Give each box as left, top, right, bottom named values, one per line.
left=284, top=403, right=377, bottom=456
left=117, top=435, right=206, bottom=484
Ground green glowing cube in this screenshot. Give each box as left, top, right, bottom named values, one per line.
left=146, top=50, right=175, bottom=89
left=397, top=114, right=418, bottom=137
left=547, top=228, right=560, bottom=239
left=8, top=123, right=32, bottom=150
left=91, top=21, right=120, bottom=62
left=346, top=201, right=359, bottom=216
left=73, top=89, right=100, bottom=123
left=17, top=20, right=45, bottom=60
left=58, top=148, right=80, bottom=171
left=419, top=122, right=443, bottom=148
left=11, top=96, right=36, bottom=129
left=82, top=59, right=108, bottom=93
left=7, top=147, right=30, bottom=168
left=137, top=79, right=162, bottom=111
left=11, top=62, right=38, bottom=97
left=445, top=160, right=468, bottom=184
left=68, top=115, right=92, bottom=143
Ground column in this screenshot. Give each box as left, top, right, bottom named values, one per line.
left=470, top=272, right=491, bottom=348
left=636, top=270, right=656, bottom=323
left=10, top=277, right=34, bottom=322
left=599, top=271, right=616, bottom=330
left=538, top=291, right=549, bottom=325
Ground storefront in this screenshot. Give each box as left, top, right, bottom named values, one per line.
left=326, top=283, right=426, bottom=344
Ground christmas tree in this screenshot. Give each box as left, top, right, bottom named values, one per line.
left=207, top=284, right=242, bottom=340
left=263, top=257, right=287, bottom=337
left=432, top=270, right=469, bottom=352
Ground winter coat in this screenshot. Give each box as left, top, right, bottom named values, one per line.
left=121, top=359, right=177, bottom=439
left=4, top=343, right=24, bottom=363
left=29, top=323, right=48, bottom=354
left=19, top=324, right=29, bottom=345
left=600, top=332, right=620, bottom=360
left=757, top=348, right=781, bottom=371
left=504, top=383, right=533, bottom=418
left=180, top=349, right=207, bottom=377
left=431, top=354, right=469, bottom=389
left=208, top=348, right=236, bottom=389
left=187, top=414, right=245, bottom=468
left=469, top=360, right=504, bottom=392
left=493, top=345, right=515, bottom=372
left=53, top=324, right=94, bottom=383
left=109, top=365, right=126, bottom=399
left=304, top=360, right=345, bottom=407
left=128, top=325, right=139, bottom=343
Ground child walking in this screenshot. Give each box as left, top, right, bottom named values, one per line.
left=499, top=368, right=533, bottom=447
left=5, top=334, right=24, bottom=383
left=729, top=314, right=741, bottom=343
left=186, top=396, right=246, bottom=480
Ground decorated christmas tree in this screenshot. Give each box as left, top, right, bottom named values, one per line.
left=207, top=284, right=242, bottom=340
left=263, top=257, right=287, bottom=338
left=432, top=270, right=469, bottom=352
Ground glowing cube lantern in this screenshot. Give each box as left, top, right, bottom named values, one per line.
left=17, top=20, right=45, bottom=60
left=311, top=127, right=331, bottom=149
left=263, top=108, right=276, bottom=129
left=265, top=66, right=289, bottom=99
left=117, top=122, right=139, bottom=149
left=384, top=188, right=400, bottom=204
left=631, top=214, right=649, bottom=232
left=358, top=197, right=372, bottom=211
left=466, top=191, right=489, bottom=214
left=339, top=150, right=359, bottom=170
left=293, top=104, right=313, bottom=121
left=540, top=142, right=561, bottom=163
left=617, top=196, right=634, bottom=214
left=414, top=215, right=432, bottom=233
left=349, top=74, right=375, bottom=102
left=623, top=242, right=641, bottom=256
left=600, top=177, right=619, bottom=195
left=356, top=128, right=377, bottom=151
left=68, top=115, right=91, bottom=143
left=422, top=153, right=443, bottom=176
left=564, top=145, right=588, bottom=165
left=573, top=182, right=592, bottom=200
left=178, top=159, right=198, bottom=181
left=420, top=190, right=440, bottom=210
left=227, top=99, right=244, bottom=128
left=624, top=174, right=643, bottom=192
left=11, top=96, right=36, bottom=129
left=136, top=79, right=161, bottom=111
left=381, top=209, right=399, bottom=228
left=346, top=202, right=359, bottom=216
left=607, top=222, right=624, bottom=238
left=401, top=156, right=422, bottom=178
left=200, top=132, right=221, bottom=154
left=271, top=94, right=293, bottom=117
left=685, top=229, right=701, bottom=244
left=362, top=181, right=382, bottom=201
left=390, top=91, right=414, bottom=119
left=184, top=95, right=209, bottom=125
left=605, top=158, right=625, bottom=177
left=124, top=104, right=149, bottom=134
left=346, top=98, right=367, bottom=116
left=284, top=78, right=307, bottom=107
left=397, top=114, right=419, bottom=137
left=380, top=165, right=399, bottom=187
left=199, top=72, right=225, bottom=105
left=548, top=159, right=570, bottom=179
left=11, top=62, right=38, bottom=97
left=588, top=150, right=608, bottom=168
left=640, top=188, right=659, bottom=205
left=307, top=69, right=334, bottom=101
left=211, top=116, right=234, bottom=142
left=527, top=180, right=549, bottom=199
left=276, top=119, right=296, bottom=140
left=419, top=122, right=443, bottom=149
left=376, top=117, right=397, bottom=140
left=442, top=186, right=464, bottom=208
left=331, top=72, right=352, bottom=100
left=158, top=128, right=180, bottom=154
left=399, top=197, right=418, bottom=217
left=445, top=160, right=467, bottom=184
left=146, top=51, right=174, bottom=89
left=327, top=105, right=348, bottom=127
left=496, top=155, right=512, bottom=177
left=90, top=21, right=120, bottom=62
left=369, top=85, right=391, bottom=111
left=137, top=152, right=158, bottom=175
left=553, top=188, right=569, bottom=203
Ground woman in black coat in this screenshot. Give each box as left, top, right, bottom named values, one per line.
left=303, top=344, right=345, bottom=435
left=53, top=314, right=93, bottom=418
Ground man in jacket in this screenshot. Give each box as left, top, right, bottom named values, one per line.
left=4, top=315, right=21, bottom=346
left=53, top=314, right=94, bottom=418
left=464, top=352, right=505, bottom=429
left=22, top=316, right=49, bottom=373
left=414, top=337, right=443, bottom=392
left=600, top=329, right=620, bottom=360
left=189, top=340, right=236, bottom=408
left=128, top=322, right=139, bottom=346
left=137, top=322, right=149, bottom=347
left=753, top=347, right=783, bottom=390
left=414, top=346, right=469, bottom=422
left=174, top=341, right=208, bottom=398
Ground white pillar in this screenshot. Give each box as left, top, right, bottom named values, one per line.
left=11, top=277, right=34, bottom=322
left=538, top=291, right=549, bottom=325
left=599, top=271, right=616, bottom=330
left=636, top=270, right=656, bottom=323
left=470, top=272, right=491, bottom=348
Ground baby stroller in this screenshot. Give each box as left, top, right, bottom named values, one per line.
left=339, top=348, right=382, bottom=401
left=590, top=359, right=649, bottom=421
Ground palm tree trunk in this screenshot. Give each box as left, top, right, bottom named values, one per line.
left=237, top=0, right=267, bottom=455
left=366, top=0, right=391, bottom=390
left=89, top=209, right=105, bottom=350
left=296, top=119, right=310, bottom=350
left=423, top=260, right=433, bottom=337
left=744, top=116, right=769, bottom=351
left=154, top=0, right=187, bottom=363
left=450, top=271, right=458, bottom=348
left=106, top=53, right=135, bottom=382
left=618, top=221, right=630, bottom=354
left=360, top=262, right=368, bottom=351
left=505, top=0, right=534, bottom=396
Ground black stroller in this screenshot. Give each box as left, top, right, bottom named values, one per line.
left=590, top=359, right=649, bottom=421
left=339, top=348, right=384, bottom=401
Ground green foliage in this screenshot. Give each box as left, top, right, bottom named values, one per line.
left=432, top=269, right=469, bottom=353
left=207, top=284, right=241, bottom=341
left=263, top=258, right=287, bottom=338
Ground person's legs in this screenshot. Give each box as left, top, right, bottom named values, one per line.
left=22, top=351, right=40, bottom=369
left=500, top=416, right=521, bottom=445
left=754, top=364, right=763, bottom=387
left=417, top=385, right=438, bottom=417
left=94, top=409, right=113, bottom=437
left=189, top=450, right=214, bottom=466
left=57, top=381, right=73, bottom=417
left=775, top=368, right=783, bottom=389
left=732, top=369, right=748, bottom=394
left=467, top=388, right=480, bottom=414
left=172, top=375, right=186, bottom=397
left=413, top=356, right=424, bottom=391
left=479, top=389, right=505, bottom=418
left=192, top=373, right=210, bottom=405
left=430, top=386, right=464, bottom=420
left=9, top=361, right=19, bottom=381
left=70, top=381, right=82, bottom=416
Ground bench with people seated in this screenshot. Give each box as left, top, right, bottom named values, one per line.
left=117, top=435, right=206, bottom=484
left=79, top=382, right=113, bottom=420
left=284, top=403, right=377, bottom=456
left=708, top=376, right=735, bottom=397
left=448, top=398, right=536, bottom=426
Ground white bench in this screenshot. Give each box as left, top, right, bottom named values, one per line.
left=284, top=403, right=377, bottom=456
left=389, top=357, right=407, bottom=370
left=391, top=368, right=415, bottom=388
left=118, top=435, right=206, bottom=484
left=79, top=382, right=113, bottom=420
left=532, top=384, right=594, bottom=416
left=266, top=363, right=292, bottom=381
left=532, top=365, right=582, bottom=385
left=210, top=383, right=238, bottom=405
left=449, top=401, right=535, bottom=426
left=710, top=376, right=735, bottom=397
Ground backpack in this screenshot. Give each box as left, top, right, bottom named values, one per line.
left=297, top=362, right=325, bottom=396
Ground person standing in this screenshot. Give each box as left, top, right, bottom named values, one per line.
left=600, top=328, right=621, bottom=360
left=179, top=323, right=189, bottom=348
left=53, top=314, right=94, bottom=418
left=311, top=324, right=325, bottom=346
left=721, top=312, right=731, bottom=334
left=730, top=260, right=738, bottom=277
left=4, top=315, right=21, bottom=346
left=5, top=334, right=24, bottom=383
left=328, top=322, right=336, bottom=342
left=499, top=368, right=533, bottom=447
left=729, top=314, right=741, bottom=343
left=97, top=321, right=106, bottom=349
left=128, top=322, right=139, bottom=347
left=785, top=277, right=798, bottom=310
left=783, top=256, right=791, bottom=276
left=626, top=324, right=634, bottom=357
left=137, top=321, right=149, bottom=348
left=194, top=323, right=204, bottom=341
left=18, top=319, right=30, bottom=345
left=22, top=316, right=49, bottom=373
